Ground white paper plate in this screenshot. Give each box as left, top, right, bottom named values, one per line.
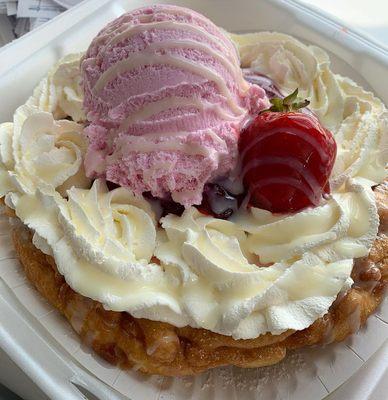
left=0, top=1, right=387, bottom=399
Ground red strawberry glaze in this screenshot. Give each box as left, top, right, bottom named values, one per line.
left=239, top=111, right=337, bottom=213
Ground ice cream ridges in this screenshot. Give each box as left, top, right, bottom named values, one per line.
left=81, top=4, right=268, bottom=207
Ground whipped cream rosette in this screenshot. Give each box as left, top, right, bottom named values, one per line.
left=0, top=104, right=90, bottom=209
left=14, top=180, right=187, bottom=324
left=231, top=32, right=341, bottom=130
left=234, top=178, right=378, bottom=264
left=332, top=78, right=388, bottom=187
left=26, top=53, right=85, bottom=122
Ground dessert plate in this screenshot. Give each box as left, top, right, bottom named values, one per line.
left=0, top=0, right=387, bottom=399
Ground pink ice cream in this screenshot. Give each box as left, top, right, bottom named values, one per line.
left=81, top=4, right=268, bottom=207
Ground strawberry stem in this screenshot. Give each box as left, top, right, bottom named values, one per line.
left=262, top=88, right=310, bottom=113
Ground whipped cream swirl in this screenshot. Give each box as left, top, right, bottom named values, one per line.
left=15, top=181, right=180, bottom=316
left=233, top=179, right=378, bottom=264
left=26, top=53, right=85, bottom=122
left=0, top=105, right=90, bottom=207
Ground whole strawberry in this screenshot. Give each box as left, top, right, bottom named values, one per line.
left=239, top=89, right=337, bottom=213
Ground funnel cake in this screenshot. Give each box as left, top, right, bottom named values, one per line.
left=8, top=190, right=388, bottom=375
left=1, top=4, right=387, bottom=377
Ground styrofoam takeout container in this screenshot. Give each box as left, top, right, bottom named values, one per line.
left=0, top=1, right=387, bottom=399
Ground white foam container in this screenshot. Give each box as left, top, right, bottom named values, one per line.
left=0, top=1, right=387, bottom=399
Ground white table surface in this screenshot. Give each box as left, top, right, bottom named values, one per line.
left=1, top=1, right=387, bottom=399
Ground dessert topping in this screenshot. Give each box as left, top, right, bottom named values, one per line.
left=239, top=89, right=337, bottom=213
left=198, top=183, right=239, bottom=219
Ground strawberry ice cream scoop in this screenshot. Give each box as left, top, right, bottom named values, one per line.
left=81, top=4, right=268, bottom=206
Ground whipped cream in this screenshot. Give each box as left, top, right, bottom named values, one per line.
left=156, top=208, right=354, bottom=338
left=14, top=190, right=354, bottom=339
left=26, top=53, right=85, bottom=122
left=332, top=77, right=388, bottom=187
left=233, top=178, right=378, bottom=264
left=16, top=181, right=188, bottom=326
left=0, top=32, right=386, bottom=339
left=0, top=104, right=90, bottom=206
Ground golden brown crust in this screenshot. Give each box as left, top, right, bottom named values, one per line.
left=7, top=184, right=388, bottom=376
